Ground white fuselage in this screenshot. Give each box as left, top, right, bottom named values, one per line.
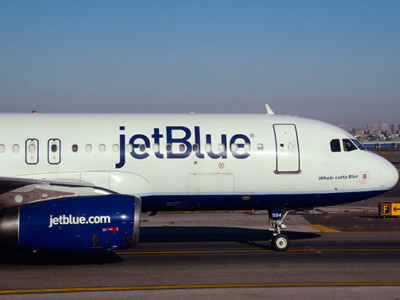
left=0, top=113, right=397, bottom=211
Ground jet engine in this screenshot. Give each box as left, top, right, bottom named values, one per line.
left=0, top=194, right=141, bottom=251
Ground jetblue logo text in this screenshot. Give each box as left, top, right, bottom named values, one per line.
left=116, top=126, right=251, bottom=168
left=49, top=214, right=111, bottom=228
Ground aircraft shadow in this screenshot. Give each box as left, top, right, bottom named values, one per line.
left=0, top=227, right=320, bottom=265
left=139, top=226, right=320, bottom=244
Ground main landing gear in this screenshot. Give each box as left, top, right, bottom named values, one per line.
left=269, top=209, right=290, bottom=251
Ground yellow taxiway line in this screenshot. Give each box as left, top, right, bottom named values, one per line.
left=307, top=224, right=342, bottom=232
left=2, top=282, right=400, bottom=294
left=117, top=248, right=400, bottom=255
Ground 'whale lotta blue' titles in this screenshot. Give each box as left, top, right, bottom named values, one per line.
left=116, top=126, right=251, bottom=168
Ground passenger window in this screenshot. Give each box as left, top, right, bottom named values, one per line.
left=330, top=139, right=341, bottom=152
left=343, top=139, right=357, bottom=152
left=99, top=144, right=106, bottom=152
left=0, top=144, right=4, bottom=153
left=257, top=143, right=263, bottom=151
left=192, top=144, right=199, bottom=152
left=85, top=144, right=92, bottom=152
left=179, top=144, right=186, bottom=152
left=231, top=143, right=238, bottom=152
left=166, top=144, right=172, bottom=152
left=153, top=144, right=160, bottom=152
left=218, top=143, right=226, bottom=152
left=139, top=144, right=146, bottom=152
left=28, top=144, right=35, bottom=153
left=112, top=144, right=119, bottom=152
left=72, top=144, right=78, bottom=152
left=13, top=144, right=19, bottom=153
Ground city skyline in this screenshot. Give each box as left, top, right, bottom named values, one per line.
left=339, top=122, right=400, bottom=131
left=0, top=1, right=399, bottom=127
left=338, top=121, right=400, bottom=143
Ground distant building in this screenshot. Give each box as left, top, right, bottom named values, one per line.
left=391, top=123, right=399, bottom=134
left=353, top=129, right=364, bottom=136
left=367, top=123, right=380, bottom=131
left=366, top=129, right=378, bottom=135
left=381, top=123, right=390, bottom=131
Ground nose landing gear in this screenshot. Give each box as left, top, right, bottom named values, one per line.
left=269, top=209, right=290, bottom=251
left=271, top=233, right=290, bottom=251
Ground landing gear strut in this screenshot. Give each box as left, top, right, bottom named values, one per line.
left=269, top=209, right=290, bottom=251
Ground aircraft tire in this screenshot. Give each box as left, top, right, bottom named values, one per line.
left=271, top=234, right=290, bottom=251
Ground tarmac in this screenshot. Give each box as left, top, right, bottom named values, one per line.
left=0, top=166, right=399, bottom=299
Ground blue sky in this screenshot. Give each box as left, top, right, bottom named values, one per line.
left=0, top=0, right=399, bottom=128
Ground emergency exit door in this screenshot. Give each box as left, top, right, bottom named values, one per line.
left=25, top=139, right=39, bottom=165
left=273, top=124, right=300, bottom=173
left=48, top=139, right=61, bottom=164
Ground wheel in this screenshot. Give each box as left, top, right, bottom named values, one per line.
left=271, top=234, right=290, bottom=251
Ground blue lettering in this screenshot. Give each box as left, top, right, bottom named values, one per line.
left=115, top=126, right=126, bottom=169
left=129, top=134, right=150, bottom=159
left=152, top=128, right=164, bottom=159
left=166, top=126, right=192, bottom=159
left=116, top=126, right=251, bottom=166
left=194, top=126, right=204, bottom=159
left=206, top=134, right=227, bottom=159
left=230, top=134, right=250, bottom=159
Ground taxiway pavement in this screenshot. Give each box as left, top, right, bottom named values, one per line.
left=0, top=180, right=399, bottom=299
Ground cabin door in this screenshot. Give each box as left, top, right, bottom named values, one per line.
left=273, top=124, right=300, bottom=173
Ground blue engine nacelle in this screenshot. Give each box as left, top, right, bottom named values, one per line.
left=0, top=194, right=141, bottom=251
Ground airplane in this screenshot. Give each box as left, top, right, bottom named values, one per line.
left=0, top=105, right=397, bottom=252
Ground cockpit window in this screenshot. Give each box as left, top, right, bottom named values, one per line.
left=343, top=139, right=357, bottom=152
left=352, top=139, right=366, bottom=150
left=330, top=139, right=341, bottom=152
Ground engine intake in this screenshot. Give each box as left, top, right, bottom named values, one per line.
left=0, top=194, right=141, bottom=251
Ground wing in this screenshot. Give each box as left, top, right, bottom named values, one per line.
left=0, top=176, right=114, bottom=209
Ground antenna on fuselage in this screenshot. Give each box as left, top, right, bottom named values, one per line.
left=265, top=104, right=274, bottom=115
